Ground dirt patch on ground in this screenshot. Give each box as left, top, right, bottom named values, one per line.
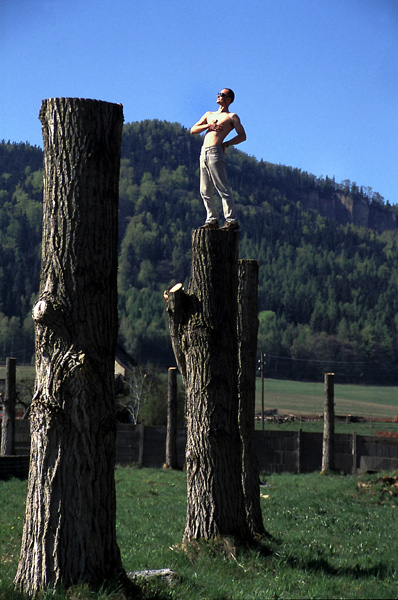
left=357, top=474, right=398, bottom=504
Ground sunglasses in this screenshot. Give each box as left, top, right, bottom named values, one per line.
left=217, top=92, right=230, bottom=98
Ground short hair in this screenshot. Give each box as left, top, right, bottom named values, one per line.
left=225, top=88, right=235, bottom=103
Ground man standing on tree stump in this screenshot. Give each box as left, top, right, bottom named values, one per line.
left=190, top=88, right=246, bottom=231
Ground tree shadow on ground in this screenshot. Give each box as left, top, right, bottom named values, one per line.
left=286, top=554, right=389, bottom=579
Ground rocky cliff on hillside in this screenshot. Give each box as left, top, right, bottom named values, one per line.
left=300, top=190, right=397, bottom=233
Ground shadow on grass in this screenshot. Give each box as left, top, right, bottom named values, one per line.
left=0, top=573, right=145, bottom=600
left=286, top=554, right=390, bottom=579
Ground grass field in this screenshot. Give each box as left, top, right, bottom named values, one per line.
left=1, top=466, right=398, bottom=599
left=256, top=377, right=398, bottom=420
left=0, top=366, right=35, bottom=382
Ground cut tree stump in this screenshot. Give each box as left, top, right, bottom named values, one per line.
left=165, top=229, right=252, bottom=541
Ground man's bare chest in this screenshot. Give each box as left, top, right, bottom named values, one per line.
left=208, top=112, right=233, bottom=129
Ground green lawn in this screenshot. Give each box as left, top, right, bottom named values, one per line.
left=0, top=366, right=35, bottom=381
left=256, top=377, right=398, bottom=420
left=1, top=466, right=398, bottom=599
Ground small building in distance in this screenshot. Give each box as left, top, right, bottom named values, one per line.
left=115, top=343, right=137, bottom=378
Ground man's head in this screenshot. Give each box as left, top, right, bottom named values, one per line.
left=217, top=88, right=235, bottom=105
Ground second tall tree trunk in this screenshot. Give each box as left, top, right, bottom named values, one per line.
left=166, top=229, right=252, bottom=541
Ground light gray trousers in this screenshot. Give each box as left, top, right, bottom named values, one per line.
left=200, top=145, right=237, bottom=223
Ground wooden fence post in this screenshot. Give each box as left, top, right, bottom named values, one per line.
left=0, top=357, right=16, bottom=456
left=351, top=431, right=357, bottom=475
left=321, top=372, right=335, bottom=472
left=165, top=367, right=178, bottom=469
left=296, top=428, right=302, bottom=474
left=260, top=352, right=265, bottom=430
left=138, top=422, right=145, bottom=468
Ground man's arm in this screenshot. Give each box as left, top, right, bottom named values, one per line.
left=190, top=112, right=222, bottom=135
left=190, top=112, right=209, bottom=135
left=222, top=114, right=246, bottom=148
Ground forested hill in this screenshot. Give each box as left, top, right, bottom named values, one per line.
left=1, top=121, right=398, bottom=384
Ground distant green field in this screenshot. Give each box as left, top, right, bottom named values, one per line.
left=0, top=365, right=35, bottom=382
left=0, top=365, right=35, bottom=410
left=2, top=365, right=398, bottom=422
left=256, top=377, right=398, bottom=420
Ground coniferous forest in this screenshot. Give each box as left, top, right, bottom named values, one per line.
left=1, top=120, right=398, bottom=384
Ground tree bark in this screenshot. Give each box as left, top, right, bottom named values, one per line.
left=237, top=260, right=265, bottom=537
left=165, top=230, right=251, bottom=542
left=321, top=372, right=335, bottom=472
left=14, top=98, right=124, bottom=594
left=0, top=357, right=16, bottom=456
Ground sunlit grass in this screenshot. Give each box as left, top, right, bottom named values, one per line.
left=256, top=377, right=398, bottom=419
left=1, top=466, right=398, bottom=598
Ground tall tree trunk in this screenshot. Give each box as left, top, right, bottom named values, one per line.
left=1, top=357, right=16, bottom=456
left=14, top=98, right=124, bottom=595
left=165, top=230, right=251, bottom=542
left=237, top=260, right=265, bottom=537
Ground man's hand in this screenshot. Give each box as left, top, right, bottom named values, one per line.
left=207, top=120, right=223, bottom=133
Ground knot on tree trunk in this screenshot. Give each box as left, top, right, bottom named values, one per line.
left=32, top=296, right=69, bottom=327
left=32, top=298, right=51, bottom=322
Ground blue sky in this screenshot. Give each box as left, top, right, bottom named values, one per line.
left=1, top=0, right=397, bottom=203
